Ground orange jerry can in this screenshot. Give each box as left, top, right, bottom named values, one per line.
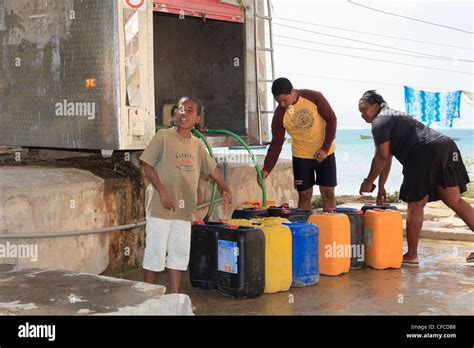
left=308, top=213, right=350, bottom=276
left=364, top=209, right=403, bottom=269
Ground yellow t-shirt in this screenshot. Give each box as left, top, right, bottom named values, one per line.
left=283, top=95, right=336, bottom=159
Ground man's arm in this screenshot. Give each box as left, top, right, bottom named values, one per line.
left=262, top=107, right=286, bottom=175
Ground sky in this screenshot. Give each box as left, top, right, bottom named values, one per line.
left=265, top=0, right=474, bottom=129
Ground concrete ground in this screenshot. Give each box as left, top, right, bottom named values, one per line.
left=0, top=264, right=193, bottom=315
left=118, top=239, right=474, bottom=315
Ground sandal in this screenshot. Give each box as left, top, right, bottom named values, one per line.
left=402, top=260, right=419, bottom=267
left=466, top=253, right=474, bottom=263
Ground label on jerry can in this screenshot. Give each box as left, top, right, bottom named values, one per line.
left=218, top=240, right=238, bottom=274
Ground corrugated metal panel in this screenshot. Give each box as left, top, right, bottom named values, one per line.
left=153, top=0, right=244, bottom=23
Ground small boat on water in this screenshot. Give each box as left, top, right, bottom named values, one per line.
left=359, top=135, right=460, bottom=140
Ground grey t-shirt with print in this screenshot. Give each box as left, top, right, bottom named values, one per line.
left=139, top=128, right=217, bottom=221
left=371, top=106, right=447, bottom=166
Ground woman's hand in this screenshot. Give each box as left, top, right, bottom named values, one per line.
left=377, top=186, right=387, bottom=205
left=359, top=179, right=375, bottom=195
left=159, top=189, right=175, bottom=211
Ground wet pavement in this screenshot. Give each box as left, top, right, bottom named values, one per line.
left=119, top=239, right=474, bottom=315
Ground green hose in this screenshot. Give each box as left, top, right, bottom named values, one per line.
left=192, top=129, right=218, bottom=221
left=205, top=129, right=267, bottom=207
left=155, top=125, right=267, bottom=217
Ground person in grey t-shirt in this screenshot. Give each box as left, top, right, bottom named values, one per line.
left=358, top=90, right=473, bottom=266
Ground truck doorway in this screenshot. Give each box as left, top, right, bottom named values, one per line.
left=153, top=11, right=246, bottom=134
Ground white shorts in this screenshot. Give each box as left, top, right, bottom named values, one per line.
left=142, top=217, right=192, bottom=272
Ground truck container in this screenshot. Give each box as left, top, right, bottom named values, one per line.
left=0, top=0, right=272, bottom=153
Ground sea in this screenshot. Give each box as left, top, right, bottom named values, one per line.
left=215, top=128, right=474, bottom=195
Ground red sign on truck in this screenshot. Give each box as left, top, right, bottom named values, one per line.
left=124, top=0, right=147, bottom=11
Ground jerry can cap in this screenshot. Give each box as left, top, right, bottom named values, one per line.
left=281, top=203, right=290, bottom=207
left=193, top=221, right=205, bottom=225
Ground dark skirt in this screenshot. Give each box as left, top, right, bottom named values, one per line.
left=399, top=138, right=470, bottom=203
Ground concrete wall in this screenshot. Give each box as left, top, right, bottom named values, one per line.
left=0, top=166, right=111, bottom=273
left=0, top=153, right=146, bottom=275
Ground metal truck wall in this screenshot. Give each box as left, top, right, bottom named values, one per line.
left=0, top=0, right=123, bottom=149
left=0, top=0, right=119, bottom=149
left=153, top=12, right=245, bottom=133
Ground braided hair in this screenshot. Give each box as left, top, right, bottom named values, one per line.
left=359, top=90, right=387, bottom=108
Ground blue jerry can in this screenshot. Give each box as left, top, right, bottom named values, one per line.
left=283, top=221, right=319, bottom=287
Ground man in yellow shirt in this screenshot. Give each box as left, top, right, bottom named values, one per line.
left=259, top=78, right=337, bottom=211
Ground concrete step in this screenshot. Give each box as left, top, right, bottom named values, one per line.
left=405, top=224, right=474, bottom=242
left=0, top=264, right=193, bottom=315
